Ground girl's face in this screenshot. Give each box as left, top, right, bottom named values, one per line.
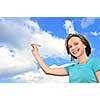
left=68, top=37, right=86, bottom=58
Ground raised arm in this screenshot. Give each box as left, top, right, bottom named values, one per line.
left=31, top=44, right=68, bottom=76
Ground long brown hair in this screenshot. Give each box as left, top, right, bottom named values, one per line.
left=65, top=34, right=91, bottom=61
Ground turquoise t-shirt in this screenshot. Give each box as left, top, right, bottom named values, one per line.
left=64, top=58, right=100, bottom=83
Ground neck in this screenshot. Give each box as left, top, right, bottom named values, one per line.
left=78, top=55, right=88, bottom=64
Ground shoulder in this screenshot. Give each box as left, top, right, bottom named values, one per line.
left=64, top=64, right=75, bottom=74
left=64, top=63, right=75, bottom=70
left=89, top=58, right=100, bottom=72
left=89, top=58, right=100, bottom=63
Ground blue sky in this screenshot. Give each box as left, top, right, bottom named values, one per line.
left=0, top=17, right=100, bottom=83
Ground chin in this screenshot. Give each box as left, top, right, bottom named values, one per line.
left=72, top=54, right=80, bottom=58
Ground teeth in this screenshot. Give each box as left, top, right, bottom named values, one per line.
left=72, top=49, right=79, bottom=54
left=73, top=51, right=78, bottom=54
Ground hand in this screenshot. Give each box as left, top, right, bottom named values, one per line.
left=31, top=44, right=39, bottom=55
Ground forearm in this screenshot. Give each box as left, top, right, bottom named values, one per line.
left=33, top=53, right=67, bottom=76
left=33, top=53, right=50, bottom=74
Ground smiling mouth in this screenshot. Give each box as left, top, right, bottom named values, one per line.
left=72, top=49, right=80, bottom=55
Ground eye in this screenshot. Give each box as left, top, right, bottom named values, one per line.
left=68, top=45, right=72, bottom=49
left=74, top=42, right=78, bottom=46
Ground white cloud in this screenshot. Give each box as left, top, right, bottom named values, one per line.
left=0, top=47, right=32, bottom=67
left=12, top=63, right=70, bottom=83
left=32, top=32, right=68, bottom=58
left=81, top=17, right=96, bottom=29
left=0, top=17, right=68, bottom=59
left=64, top=20, right=76, bottom=34
left=91, top=31, right=100, bottom=36
left=0, top=46, right=37, bottom=77
left=13, top=71, right=43, bottom=83
left=0, top=17, right=69, bottom=80
left=25, top=20, right=40, bottom=31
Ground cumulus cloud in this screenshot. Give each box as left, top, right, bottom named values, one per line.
left=12, top=71, right=43, bottom=83
left=0, top=17, right=69, bottom=81
left=64, top=20, right=76, bottom=34
left=25, top=20, right=40, bottom=31
left=32, top=32, right=68, bottom=58
left=0, top=46, right=37, bottom=78
left=12, top=64, right=70, bottom=83
left=81, top=17, right=96, bottom=29
left=0, top=17, right=68, bottom=58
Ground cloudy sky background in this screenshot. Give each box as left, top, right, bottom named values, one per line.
left=0, top=17, right=100, bottom=83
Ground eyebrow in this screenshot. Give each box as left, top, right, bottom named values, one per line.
left=68, top=41, right=79, bottom=47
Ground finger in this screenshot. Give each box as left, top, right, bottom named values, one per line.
left=31, top=44, right=35, bottom=47
left=31, top=44, right=41, bottom=47
left=31, top=44, right=36, bottom=48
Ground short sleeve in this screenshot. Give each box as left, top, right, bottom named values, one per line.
left=64, top=64, right=74, bottom=75
left=64, top=66, right=70, bottom=75
left=92, top=58, right=100, bottom=72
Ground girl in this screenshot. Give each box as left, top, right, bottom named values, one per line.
left=31, top=34, right=100, bottom=83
